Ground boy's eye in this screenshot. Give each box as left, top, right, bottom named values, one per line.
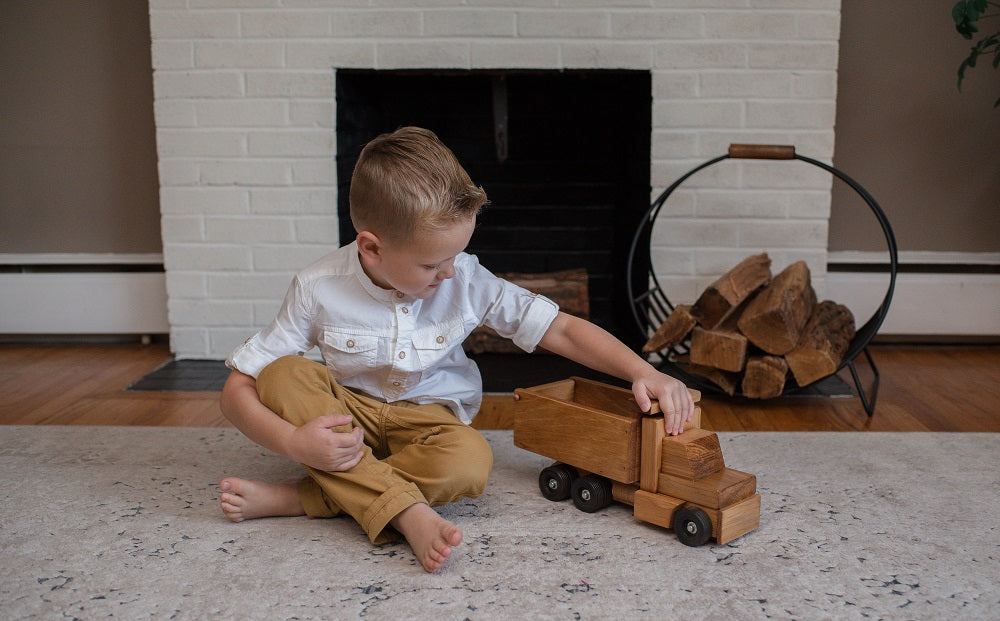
left=423, top=263, right=441, bottom=270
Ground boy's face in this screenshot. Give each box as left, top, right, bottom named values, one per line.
left=359, top=216, right=476, bottom=299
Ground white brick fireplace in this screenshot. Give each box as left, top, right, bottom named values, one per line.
left=149, top=1, right=841, bottom=360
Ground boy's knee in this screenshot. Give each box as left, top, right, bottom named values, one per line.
left=451, top=429, right=493, bottom=496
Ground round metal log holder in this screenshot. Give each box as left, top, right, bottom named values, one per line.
left=626, top=144, right=898, bottom=416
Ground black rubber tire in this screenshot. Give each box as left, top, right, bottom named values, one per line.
left=673, top=506, right=713, bottom=547
left=570, top=474, right=613, bottom=513
left=538, top=464, right=577, bottom=501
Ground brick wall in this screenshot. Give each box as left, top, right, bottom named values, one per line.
left=149, top=0, right=842, bottom=359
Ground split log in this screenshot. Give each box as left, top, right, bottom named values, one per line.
left=675, top=355, right=740, bottom=396
left=643, top=304, right=697, bottom=353
left=689, top=324, right=748, bottom=373
left=737, top=261, right=816, bottom=355
left=741, top=355, right=789, bottom=399
left=786, top=300, right=856, bottom=386
left=464, top=268, right=588, bottom=354
left=690, top=253, right=772, bottom=329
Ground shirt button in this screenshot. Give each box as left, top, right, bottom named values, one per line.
left=398, top=351, right=406, bottom=359
left=346, top=339, right=355, bottom=348
left=436, top=335, right=445, bottom=344
left=395, top=291, right=404, bottom=299
left=392, top=381, right=401, bottom=387
left=401, top=307, right=409, bottom=314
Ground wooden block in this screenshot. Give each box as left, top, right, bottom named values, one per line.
left=690, top=253, right=772, bottom=329
left=657, top=467, right=756, bottom=510
left=737, top=260, right=817, bottom=355
left=741, top=355, right=789, bottom=399
left=715, top=493, right=761, bottom=545
left=612, top=481, right=639, bottom=506
left=514, top=383, right=642, bottom=483
left=640, top=416, right=666, bottom=492
left=660, top=428, right=725, bottom=480
left=643, top=304, right=697, bottom=353
left=786, top=300, right=856, bottom=386
left=633, top=489, right=686, bottom=531
left=689, top=326, right=748, bottom=373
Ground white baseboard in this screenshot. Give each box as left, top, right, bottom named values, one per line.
left=826, top=272, right=999, bottom=337
left=0, top=268, right=169, bottom=335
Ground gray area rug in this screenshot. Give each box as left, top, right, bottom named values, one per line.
left=1, top=426, right=997, bottom=620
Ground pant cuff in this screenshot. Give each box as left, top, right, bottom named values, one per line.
left=297, top=476, right=342, bottom=519
left=362, top=483, right=427, bottom=545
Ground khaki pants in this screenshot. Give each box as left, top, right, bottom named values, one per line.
left=256, top=355, right=493, bottom=545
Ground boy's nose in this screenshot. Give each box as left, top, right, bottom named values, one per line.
left=438, top=261, right=456, bottom=280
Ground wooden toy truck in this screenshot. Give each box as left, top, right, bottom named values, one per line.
left=513, top=377, right=760, bottom=546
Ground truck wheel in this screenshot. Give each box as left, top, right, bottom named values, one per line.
left=538, top=464, right=577, bottom=501
left=570, top=474, right=613, bottom=513
left=673, top=506, right=712, bottom=547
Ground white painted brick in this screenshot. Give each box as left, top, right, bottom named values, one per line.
left=254, top=299, right=287, bottom=326
left=291, top=159, right=337, bottom=184
left=241, top=11, right=331, bottom=37
left=695, top=190, right=788, bottom=218
left=653, top=71, right=699, bottom=98
left=748, top=42, right=838, bottom=70
left=208, top=273, right=293, bottom=300
left=170, top=299, right=255, bottom=326
left=158, top=159, right=200, bottom=185
left=610, top=11, right=703, bottom=39
left=645, top=275, right=705, bottom=305
left=294, top=216, right=340, bottom=243
left=149, top=12, right=240, bottom=39
left=248, top=130, right=335, bottom=157
left=246, top=71, right=334, bottom=98
left=205, top=216, right=297, bottom=242
left=286, top=41, right=377, bottom=68
left=210, top=328, right=256, bottom=360
left=377, top=42, right=471, bottom=69
left=199, top=160, right=292, bottom=186
left=738, top=218, right=827, bottom=248
left=649, top=247, right=695, bottom=277
left=290, top=101, right=335, bottom=128
left=791, top=71, right=836, bottom=98
left=789, top=130, right=835, bottom=157
left=195, top=41, right=285, bottom=69
left=470, top=42, right=560, bottom=68
left=650, top=217, right=740, bottom=247
left=796, top=11, right=840, bottom=40
left=744, top=159, right=832, bottom=190
left=249, top=188, right=337, bottom=215
left=746, top=100, right=835, bottom=129
left=518, top=10, right=609, bottom=38
left=153, top=71, right=244, bottom=99
left=654, top=41, right=746, bottom=69
left=651, top=130, right=699, bottom=159
left=330, top=10, right=421, bottom=37
left=252, top=245, right=330, bottom=271
left=786, top=190, right=830, bottom=219
left=163, top=243, right=252, bottom=271
left=694, top=249, right=774, bottom=277
left=165, top=271, right=207, bottom=299
left=704, top=12, right=797, bottom=39
left=700, top=71, right=793, bottom=98
left=169, top=328, right=210, bottom=358
left=154, top=100, right=197, bottom=128
left=160, top=187, right=249, bottom=215
left=561, top=42, right=653, bottom=69
left=196, top=100, right=287, bottom=127
left=151, top=41, right=194, bottom=70
left=424, top=10, right=516, bottom=36
left=157, top=129, right=247, bottom=157
left=161, top=216, right=205, bottom=242
left=653, top=100, right=743, bottom=129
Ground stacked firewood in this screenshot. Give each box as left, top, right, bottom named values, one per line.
left=643, top=254, right=856, bottom=398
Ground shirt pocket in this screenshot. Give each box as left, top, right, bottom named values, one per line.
left=412, top=321, right=467, bottom=370
left=320, top=328, right=379, bottom=377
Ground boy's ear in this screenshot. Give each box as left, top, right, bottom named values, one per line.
left=356, top=231, right=383, bottom=264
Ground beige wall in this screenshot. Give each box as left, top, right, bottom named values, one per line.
left=0, top=0, right=160, bottom=255
left=831, top=0, right=1000, bottom=254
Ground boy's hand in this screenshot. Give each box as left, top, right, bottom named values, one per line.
left=632, top=371, right=695, bottom=436
left=287, top=415, right=364, bottom=472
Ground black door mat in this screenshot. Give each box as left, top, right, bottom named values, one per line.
left=127, top=355, right=853, bottom=397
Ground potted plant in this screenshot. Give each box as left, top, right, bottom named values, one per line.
left=953, top=0, right=1000, bottom=107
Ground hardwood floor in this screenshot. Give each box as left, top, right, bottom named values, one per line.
left=1, top=342, right=997, bottom=431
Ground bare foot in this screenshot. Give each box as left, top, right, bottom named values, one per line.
left=390, top=503, right=463, bottom=573
left=219, top=477, right=305, bottom=522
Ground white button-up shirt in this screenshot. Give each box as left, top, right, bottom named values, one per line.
left=226, top=242, right=559, bottom=423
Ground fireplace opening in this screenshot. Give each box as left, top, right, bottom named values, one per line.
left=336, top=69, right=651, bottom=387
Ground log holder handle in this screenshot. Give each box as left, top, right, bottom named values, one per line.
left=626, top=144, right=897, bottom=416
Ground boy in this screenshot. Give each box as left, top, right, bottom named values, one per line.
left=218, top=127, right=694, bottom=573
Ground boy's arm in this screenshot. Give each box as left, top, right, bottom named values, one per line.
left=537, top=312, right=695, bottom=435
left=220, top=370, right=364, bottom=471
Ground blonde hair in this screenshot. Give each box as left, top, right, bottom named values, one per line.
left=349, top=126, right=488, bottom=243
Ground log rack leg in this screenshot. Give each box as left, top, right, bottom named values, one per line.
left=846, top=347, right=880, bottom=417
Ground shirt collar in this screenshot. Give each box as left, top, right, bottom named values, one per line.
left=348, top=241, right=415, bottom=304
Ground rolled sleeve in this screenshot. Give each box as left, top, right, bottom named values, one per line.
left=510, top=293, right=559, bottom=352
left=226, top=278, right=315, bottom=378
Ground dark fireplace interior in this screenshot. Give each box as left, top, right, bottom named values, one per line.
left=336, top=69, right=651, bottom=389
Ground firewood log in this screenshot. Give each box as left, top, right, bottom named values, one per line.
left=689, top=253, right=771, bottom=329
left=643, top=304, right=697, bottom=353
left=741, top=355, right=789, bottom=399
left=786, top=300, right=856, bottom=386
left=737, top=260, right=816, bottom=355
